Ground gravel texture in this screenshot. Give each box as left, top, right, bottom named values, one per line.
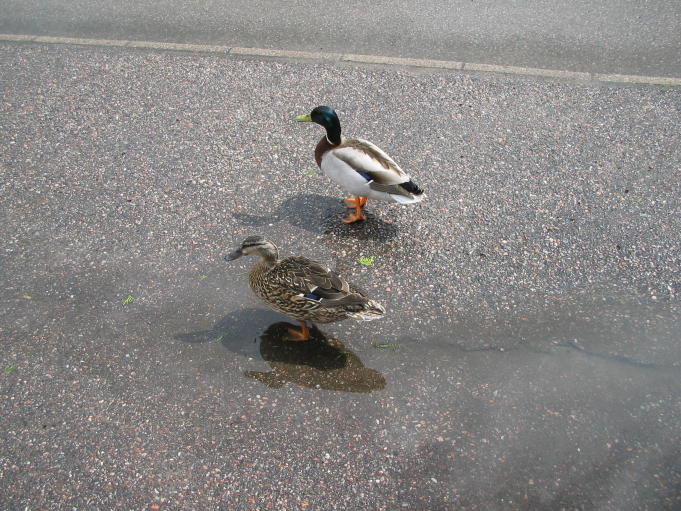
left=1, top=42, right=680, bottom=510
left=1, top=0, right=680, bottom=77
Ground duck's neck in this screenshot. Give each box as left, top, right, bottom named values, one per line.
left=258, top=249, right=278, bottom=267
left=250, top=253, right=278, bottom=284
left=323, top=119, right=342, bottom=146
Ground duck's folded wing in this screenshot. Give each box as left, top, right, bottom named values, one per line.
left=366, top=181, right=420, bottom=197
left=277, top=257, right=368, bottom=307
left=332, top=138, right=410, bottom=185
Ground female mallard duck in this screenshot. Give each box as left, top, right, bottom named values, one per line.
left=224, top=236, right=385, bottom=341
left=295, top=106, right=424, bottom=223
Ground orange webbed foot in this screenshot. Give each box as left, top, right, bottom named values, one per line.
left=340, top=211, right=367, bottom=223
left=343, top=196, right=368, bottom=208
left=341, top=196, right=368, bottom=223
left=285, top=321, right=311, bottom=342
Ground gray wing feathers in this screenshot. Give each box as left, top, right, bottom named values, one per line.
left=317, top=293, right=369, bottom=308
left=277, top=257, right=368, bottom=307
left=368, top=181, right=414, bottom=197
left=333, top=139, right=410, bottom=185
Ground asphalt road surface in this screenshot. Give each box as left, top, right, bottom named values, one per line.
left=0, top=0, right=680, bottom=77
left=1, top=38, right=680, bottom=510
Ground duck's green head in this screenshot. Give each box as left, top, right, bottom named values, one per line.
left=295, top=106, right=341, bottom=144
left=224, top=235, right=279, bottom=261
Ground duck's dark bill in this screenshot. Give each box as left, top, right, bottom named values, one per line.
left=224, top=249, right=243, bottom=261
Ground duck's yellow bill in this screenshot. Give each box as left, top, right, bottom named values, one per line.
left=294, top=114, right=312, bottom=122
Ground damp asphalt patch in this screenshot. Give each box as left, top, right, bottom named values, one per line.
left=1, top=41, right=680, bottom=510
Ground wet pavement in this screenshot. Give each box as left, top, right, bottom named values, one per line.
left=1, top=42, right=680, bottom=510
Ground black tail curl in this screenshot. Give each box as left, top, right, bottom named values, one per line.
left=400, top=180, right=424, bottom=195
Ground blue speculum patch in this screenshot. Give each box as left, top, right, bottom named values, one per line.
left=304, top=293, right=322, bottom=301
left=357, top=171, right=372, bottom=181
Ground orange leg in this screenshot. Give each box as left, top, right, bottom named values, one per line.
left=286, top=321, right=311, bottom=342
left=341, top=196, right=368, bottom=223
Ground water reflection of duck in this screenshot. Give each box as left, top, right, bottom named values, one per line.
left=245, top=322, right=386, bottom=393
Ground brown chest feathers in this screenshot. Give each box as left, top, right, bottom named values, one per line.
left=314, top=136, right=333, bottom=167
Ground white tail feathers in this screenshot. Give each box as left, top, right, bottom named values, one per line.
left=390, top=192, right=425, bottom=204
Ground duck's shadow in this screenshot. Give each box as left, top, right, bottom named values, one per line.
left=174, top=307, right=280, bottom=354
left=174, top=309, right=386, bottom=393
left=233, top=193, right=399, bottom=242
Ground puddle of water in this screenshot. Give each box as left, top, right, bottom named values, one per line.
left=422, top=287, right=681, bottom=369
left=176, top=308, right=386, bottom=392
left=245, top=322, right=386, bottom=393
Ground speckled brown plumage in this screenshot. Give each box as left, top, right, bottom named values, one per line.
left=225, top=237, right=385, bottom=325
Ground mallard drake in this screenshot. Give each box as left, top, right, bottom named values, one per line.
left=295, top=106, right=424, bottom=223
left=224, top=236, right=385, bottom=341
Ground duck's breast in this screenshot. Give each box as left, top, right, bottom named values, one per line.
left=320, top=151, right=374, bottom=197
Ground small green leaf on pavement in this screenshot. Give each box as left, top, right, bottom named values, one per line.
left=357, top=256, right=375, bottom=266
left=373, top=342, right=399, bottom=350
